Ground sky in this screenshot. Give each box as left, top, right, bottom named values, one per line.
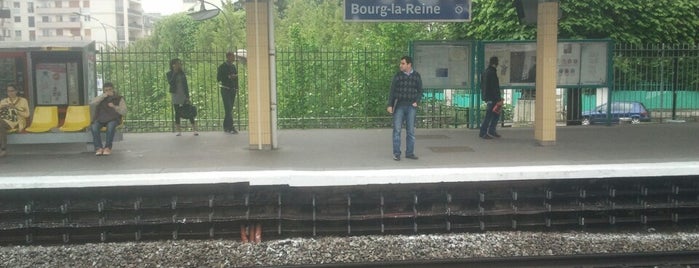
left=142, top=0, right=189, bottom=15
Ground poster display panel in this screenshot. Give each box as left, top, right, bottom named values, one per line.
left=36, top=63, right=68, bottom=105
left=483, top=41, right=609, bottom=87
left=579, top=42, right=608, bottom=85
left=413, top=42, right=471, bottom=89
left=483, top=43, right=537, bottom=86
left=557, top=42, right=581, bottom=86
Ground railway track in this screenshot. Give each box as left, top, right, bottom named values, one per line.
left=286, top=251, right=699, bottom=268
left=1, top=175, right=698, bottom=245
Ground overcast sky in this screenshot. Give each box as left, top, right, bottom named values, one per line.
left=142, top=0, right=188, bottom=15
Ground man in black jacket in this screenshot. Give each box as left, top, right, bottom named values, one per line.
left=479, top=56, right=503, bottom=139
left=217, top=52, right=239, bottom=134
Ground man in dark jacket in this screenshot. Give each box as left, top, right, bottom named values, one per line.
left=479, top=56, right=503, bottom=139
left=90, top=82, right=127, bottom=155
left=217, top=52, right=239, bottom=134
left=387, top=56, right=422, bottom=161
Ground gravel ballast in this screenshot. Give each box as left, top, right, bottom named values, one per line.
left=1, top=231, right=698, bottom=267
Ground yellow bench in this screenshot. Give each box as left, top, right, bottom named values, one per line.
left=59, top=105, right=91, bottom=132
left=25, top=106, right=59, bottom=133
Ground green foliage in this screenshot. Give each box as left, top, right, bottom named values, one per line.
left=150, top=14, right=199, bottom=51
left=558, top=0, right=699, bottom=43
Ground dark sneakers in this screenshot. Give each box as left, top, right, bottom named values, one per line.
left=480, top=134, right=493, bottom=139
left=393, top=154, right=401, bottom=161
left=488, top=132, right=501, bottom=138
left=405, top=154, right=419, bottom=160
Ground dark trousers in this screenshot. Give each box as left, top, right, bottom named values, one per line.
left=479, top=101, right=500, bottom=137
left=221, top=88, right=237, bottom=131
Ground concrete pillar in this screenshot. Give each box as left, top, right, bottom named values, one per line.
left=246, top=0, right=273, bottom=150
left=534, top=0, right=558, bottom=146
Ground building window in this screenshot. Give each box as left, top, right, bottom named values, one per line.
left=57, top=29, right=63, bottom=36
left=42, top=29, right=51, bottom=37
left=29, top=30, right=36, bottom=41
left=13, top=2, right=20, bottom=8
left=83, top=1, right=90, bottom=8
left=27, top=2, right=34, bottom=13
left=42, top=16, right=49, bottom=23
left=15, top=30, right=21, bottom=38
left=69, top=1, right=80, bottom=8
left=14, top=16, right=21, bottom=23
left=28, top=17, right=35, bottom=27
left=56, top=1, right=63, bottom=8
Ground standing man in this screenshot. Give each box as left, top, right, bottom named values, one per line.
left=217, top=52, right=239, bottom=134
left=387, top=56, right=422, bottom=161
left=479, top=56, right=503, bottom=139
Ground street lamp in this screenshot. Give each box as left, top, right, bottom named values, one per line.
left=73, top=12, right=110, bottom=49
left=188, top=0, right=234, bottom=49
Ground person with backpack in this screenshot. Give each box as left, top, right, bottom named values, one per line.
left=479, top=56, right=503, bottom=139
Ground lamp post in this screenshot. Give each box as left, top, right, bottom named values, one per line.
left=73, top=12, right=110, bottom=49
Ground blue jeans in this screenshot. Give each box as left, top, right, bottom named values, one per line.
left=392, top=104, right=416, bottom=156
left=479, top=101, right=500, bottom=137
left=91, top=120, right=118, bottom=149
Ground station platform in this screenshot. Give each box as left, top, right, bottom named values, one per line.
left=0, top=123, right=698, bottom=189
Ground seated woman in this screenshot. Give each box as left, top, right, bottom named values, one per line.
left=0, top=83, right=30, bottom=157
left=90, top=82, right=127, bottom=156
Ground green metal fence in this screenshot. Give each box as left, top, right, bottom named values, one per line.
left=612, top=43, right=699, bottom=122
left=99, top=48, right=249, bottom=133
left=99, top=43, right=699, bottom=133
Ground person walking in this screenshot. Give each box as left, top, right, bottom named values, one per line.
left=216, top=52, right=239, bottom=134
left=479, top=56, right=503, bottom=139
left=90, top=82, right=127, bottom=156
left=167, top=58, right=198, bottom=136
left=387, top=56, right=422, bottom=161
left=0, top=83, right=30, bottom=157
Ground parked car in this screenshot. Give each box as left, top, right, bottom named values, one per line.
left=581, top=101, right=651, bottom=125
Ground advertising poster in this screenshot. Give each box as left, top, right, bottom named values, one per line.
left=36, top=63, right=68, bottom=105
left=484, top=43, right=537, bottom=87
left=579, top=43, right=608, bottom=85
left=484, top=43, right=511, bottom=85
left=67, top=62, right=80, bottom=105
left=557, top=43, right=582, bottom=85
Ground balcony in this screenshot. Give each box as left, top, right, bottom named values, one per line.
left=35, top=6, right=81, bottom=15
left=36, top=21, right=82, bottom=29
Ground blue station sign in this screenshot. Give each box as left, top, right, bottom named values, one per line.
left=344, top=0, right=471, bottom=22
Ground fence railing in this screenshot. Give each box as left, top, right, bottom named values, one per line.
left=99, top=44, right=699, bottom=133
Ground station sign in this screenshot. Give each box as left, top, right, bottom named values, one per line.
left=344, top=0, right=471, bottom=22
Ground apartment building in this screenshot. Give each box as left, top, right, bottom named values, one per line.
left=0, top=0, right=157, bottom=49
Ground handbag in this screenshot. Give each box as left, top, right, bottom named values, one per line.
left=180, top=104, right=197, bottom=119
left=0, top=107, right=17, bottom=122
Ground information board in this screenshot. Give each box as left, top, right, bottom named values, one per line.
left=413, top=41, right=472, bottom=89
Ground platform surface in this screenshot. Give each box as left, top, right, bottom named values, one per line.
left=1, top=123, right=698, bottom=189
